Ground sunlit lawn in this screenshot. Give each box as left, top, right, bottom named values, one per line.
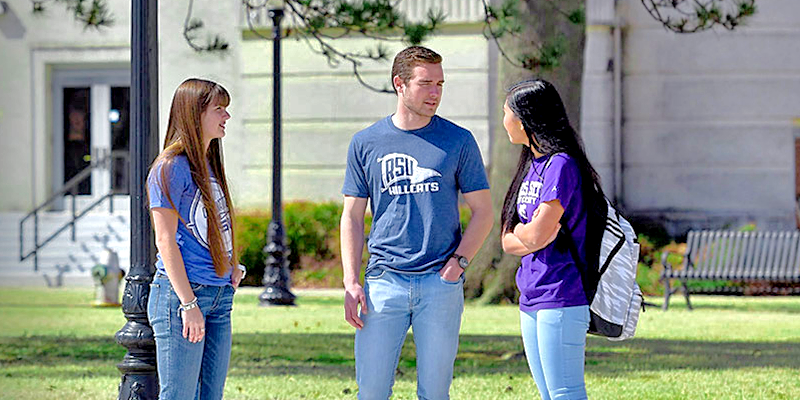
left=0, top=287, right=799, bottom=399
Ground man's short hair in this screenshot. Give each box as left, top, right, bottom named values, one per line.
left=391, top=46, right=443, bottom=94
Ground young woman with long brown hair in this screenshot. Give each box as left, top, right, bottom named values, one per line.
left=147, top=78, right=243, bottom=399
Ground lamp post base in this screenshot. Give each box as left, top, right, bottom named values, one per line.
left=259, top=286, right=296, bottom=306
left=259, top=221, right=296, bottom=306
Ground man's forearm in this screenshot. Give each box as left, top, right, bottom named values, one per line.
left=454, top=208, right=493, bottom=260
left=341, top=217, right=365, bottom=286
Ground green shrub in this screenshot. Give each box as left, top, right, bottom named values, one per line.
left=636, top=263, right=663, bottom=296
left=635, top=232, right=687, bottom=296
left=235, top=212, right=272, bottom=287
left=235, top=202, right=346, bottom=287
left=235, top=202, right=470, bottom=287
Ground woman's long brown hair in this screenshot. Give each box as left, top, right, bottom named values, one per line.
left=149, top=78, right=238, bottom=277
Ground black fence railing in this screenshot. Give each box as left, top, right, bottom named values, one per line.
left=19, top=150, right=129, bottom=271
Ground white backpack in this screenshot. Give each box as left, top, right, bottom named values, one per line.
left=588, top=199, right=642, bottom=341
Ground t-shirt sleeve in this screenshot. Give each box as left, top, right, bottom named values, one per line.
left=148, top=159, right=190, bottom=210
left=456, top=133, right=490, bottom=193
left=539, top=155, right=580, bottom=210
left=341, top=137, right=370, bottom=198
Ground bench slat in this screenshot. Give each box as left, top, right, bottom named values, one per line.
left=761, top=232, right=776, bottom=280
left=681, top=231, right=700, bottom=279
left=711, top=231, right=727, bottom=278
left=720, top=231, right=737, bottom=279
left=730, top=232, right=745, bottom=280
left=771, top=232, right=789, bottom=280
left=736, top=234, right=760, bottom=279
left=780, top=232, right=800, bottom=280
left=694, top=231, right=714, bottom=279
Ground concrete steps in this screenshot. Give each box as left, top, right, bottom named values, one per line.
left=0, top=196, right=131, bottom=287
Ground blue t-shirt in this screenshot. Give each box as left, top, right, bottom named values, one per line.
left=515, top=153, right=588, bottom=311
left=342, top=115, right=489, bottom=273
left=148, top=155, right=233, bottom=286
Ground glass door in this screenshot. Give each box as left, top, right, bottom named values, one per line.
left=52, top=69, right=130, bottom=207
left=63, top=87, right=92, bottom=195
left=110, top=86, right=130, bottom=195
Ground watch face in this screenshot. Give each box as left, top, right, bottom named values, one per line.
left=458, top=257, right=469, bottom=268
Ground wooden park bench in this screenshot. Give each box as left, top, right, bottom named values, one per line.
left=660, top=230, right=800, bottom=310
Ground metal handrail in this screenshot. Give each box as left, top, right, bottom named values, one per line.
left=19, top=150, right=129, bottom=271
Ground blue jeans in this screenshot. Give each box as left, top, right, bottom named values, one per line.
left=355, top=268, right=465, bottom=400
left=520, top=306, right=590, bottom=400
left=148, top=275, right=235, bottom=400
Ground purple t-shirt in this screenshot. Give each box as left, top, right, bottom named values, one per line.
left=515, top=153, right=588, bottom=312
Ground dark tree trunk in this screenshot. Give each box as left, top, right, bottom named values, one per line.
left=465, top=0, right=586, bottom=304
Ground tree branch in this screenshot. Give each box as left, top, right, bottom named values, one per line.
left=183, top=0, right=229, bottom=53
left=641, top=0, right=757, bottom=33
left=31, top=0, right=114, bottom=29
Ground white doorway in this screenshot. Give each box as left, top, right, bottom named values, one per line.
left=52, top=69, right=130, bottom=207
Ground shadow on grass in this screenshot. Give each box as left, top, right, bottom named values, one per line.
left=584, top=336, right=800, bottom=376
left=2, top=333, right=798, bottom=380
left=660, top=302, right=800, bottom=314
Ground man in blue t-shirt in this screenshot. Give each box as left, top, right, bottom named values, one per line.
left=340, top=46, right=494, bottom=399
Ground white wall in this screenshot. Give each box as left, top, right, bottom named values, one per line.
left=0, top=0, right=243, bottom=212
left=0, top=0, right=130, bottom=211
left=0, top=0, right=489, bottom=212
left=234, top=32, right=490, bottom=208
left=617, top=0, right=800, bottom=231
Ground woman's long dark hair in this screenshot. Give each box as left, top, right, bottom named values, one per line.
left=500, top=79, right=605, bottom=234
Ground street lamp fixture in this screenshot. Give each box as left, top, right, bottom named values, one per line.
left=259, top=6, right=296, bottom=306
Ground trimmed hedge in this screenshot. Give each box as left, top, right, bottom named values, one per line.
left=235, top=201, right=470, bottom=287
left=236, top=202, right=354, bottom=287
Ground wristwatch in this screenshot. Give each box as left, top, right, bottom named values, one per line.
left=451, top=253, right=469, bottom=270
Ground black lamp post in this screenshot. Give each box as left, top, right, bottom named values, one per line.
left=259, top=7, right=296, bottom=306
left=115, top=0, right=159, bottom=398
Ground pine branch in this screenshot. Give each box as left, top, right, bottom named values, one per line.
left=238, top=0, right=443, bottom=93
left=184, top=0, right=229, bottom=53
left=481, top=0, right=582, bottom=73
left=641, top=0, right=757, bottom=33
left=31, top=0, right=114, bottom=29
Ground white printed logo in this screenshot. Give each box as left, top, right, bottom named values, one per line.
left=517, top=180, right=542, bottom=220
left=378, top=153, right=442, bottom=195
left=187, top=178, right=233, bottom=255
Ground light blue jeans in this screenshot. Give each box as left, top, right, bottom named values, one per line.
left=148, top=275, right=235, bottom=400
left=355, top=268, right=465, bottom=400
left=520, top=305, right=590, bottom=400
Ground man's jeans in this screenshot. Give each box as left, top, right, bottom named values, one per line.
left=355, top=268, right=465, bottom=400
left=148, top=275, right=235, bottom=400
left=520, top=305, right=590, bottom=400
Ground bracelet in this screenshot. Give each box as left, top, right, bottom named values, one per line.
left=237, top=264, right=247, bottom=280
left=179, top=297, right=198, bottom=312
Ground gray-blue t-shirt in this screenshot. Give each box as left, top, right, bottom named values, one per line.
left=342, top=115, right=489, bottom=273
left=148, top=155, right=233, bottom=286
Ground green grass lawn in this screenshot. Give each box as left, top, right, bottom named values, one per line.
left=1, top=287, right=799, bottom=399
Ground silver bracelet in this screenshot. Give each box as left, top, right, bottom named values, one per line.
left=237, top=264, right=247, bottom=280
left=179, top=297, right=198, bottom=312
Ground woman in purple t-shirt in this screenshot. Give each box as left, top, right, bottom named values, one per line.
left=500, top=79, right=605, bottom=400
